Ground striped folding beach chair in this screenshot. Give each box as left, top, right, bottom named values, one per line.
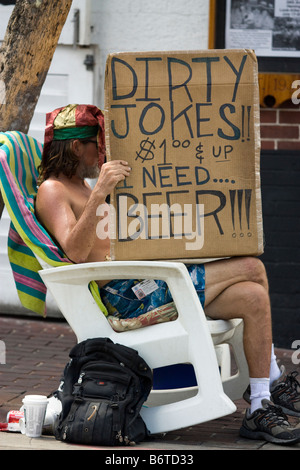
left=0, top=131, right=107, bottom=316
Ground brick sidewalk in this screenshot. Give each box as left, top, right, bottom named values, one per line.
left=0, top=314, right=299, bottom=450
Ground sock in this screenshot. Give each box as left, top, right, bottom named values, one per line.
left=250, top=377, right=270, bottom=414
left=269, top=344, right=281, bottom=386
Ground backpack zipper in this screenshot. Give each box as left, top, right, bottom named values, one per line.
left=78, top=372, right=85, bottom=384
left=87, top=404, right=98, bottom=421
left=62, top=425, right=68, bottom=440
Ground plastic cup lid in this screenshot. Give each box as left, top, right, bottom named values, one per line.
left=22, top=395, right=48, bottom=403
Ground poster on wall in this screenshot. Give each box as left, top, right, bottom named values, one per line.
left=225, top=0, right=300, bottom=57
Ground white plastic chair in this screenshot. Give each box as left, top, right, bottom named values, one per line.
left=39, top=260, right=249, bottom=434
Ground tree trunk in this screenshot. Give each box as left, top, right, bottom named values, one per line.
left=0, top=0, right=73, bottom=218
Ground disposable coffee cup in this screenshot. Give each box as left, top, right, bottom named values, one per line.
left=22, top=395, right=48, bottom=438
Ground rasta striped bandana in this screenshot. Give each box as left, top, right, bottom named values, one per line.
left=43, top=103, right=106, bottom=167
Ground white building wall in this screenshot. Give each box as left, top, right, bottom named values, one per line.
left=90, top=0, right=210, bottom=107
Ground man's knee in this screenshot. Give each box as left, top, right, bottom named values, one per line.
left=240, top=257, right=268, bottom=289
left=242, top=282, right=271, bottom=321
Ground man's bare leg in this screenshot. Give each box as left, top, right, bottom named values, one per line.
left=203, top=257, right=272, bottom=378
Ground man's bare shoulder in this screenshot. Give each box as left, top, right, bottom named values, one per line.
left=37, top=177, right=71, bottom=198
left=36, top=178, right=73, bottom=213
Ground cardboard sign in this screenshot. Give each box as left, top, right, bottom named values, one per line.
left=104, top=50, right=263, bottom=261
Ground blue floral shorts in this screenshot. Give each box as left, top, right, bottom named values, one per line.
left=100, top=264, right=205, bottom=319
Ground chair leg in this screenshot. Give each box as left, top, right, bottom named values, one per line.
left=221, top=321, right=249, bottom=401
left=215, top=344, right=231, bottom=380
left=146, top=344, right=231, bottom=407
left=141, top=389, right=236, bottom=434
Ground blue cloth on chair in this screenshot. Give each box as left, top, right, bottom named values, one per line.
left=101, top=264, right=205, bottom=319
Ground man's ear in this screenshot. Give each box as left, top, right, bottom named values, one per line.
left=71, top=139, right=82, bottom=156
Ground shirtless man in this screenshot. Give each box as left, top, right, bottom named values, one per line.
left=35, top=104, right=300, bottom=445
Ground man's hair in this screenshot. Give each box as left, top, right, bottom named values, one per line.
left=38, top=139, right=80, bottom=185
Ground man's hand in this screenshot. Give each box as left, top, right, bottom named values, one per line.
left=95, top=160, right=131, bottom=199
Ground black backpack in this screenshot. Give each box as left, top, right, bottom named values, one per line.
left=54, top=337, right=153, bottom=446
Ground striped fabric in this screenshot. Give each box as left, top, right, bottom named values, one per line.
left=0, top=131, right=107, bottom=317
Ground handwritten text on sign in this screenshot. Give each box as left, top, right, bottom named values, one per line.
left=110, top=54, right=250, bottom=141
left=105, top=51, right=262, bottom=258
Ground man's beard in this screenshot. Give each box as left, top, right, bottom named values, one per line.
left=77, top=162, right=100, bottom=179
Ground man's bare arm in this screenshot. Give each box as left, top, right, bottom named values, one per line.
left=35, top=160, right=131, bottom=263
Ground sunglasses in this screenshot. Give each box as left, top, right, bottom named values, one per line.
left=83, top=139, right=98, bottom=147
